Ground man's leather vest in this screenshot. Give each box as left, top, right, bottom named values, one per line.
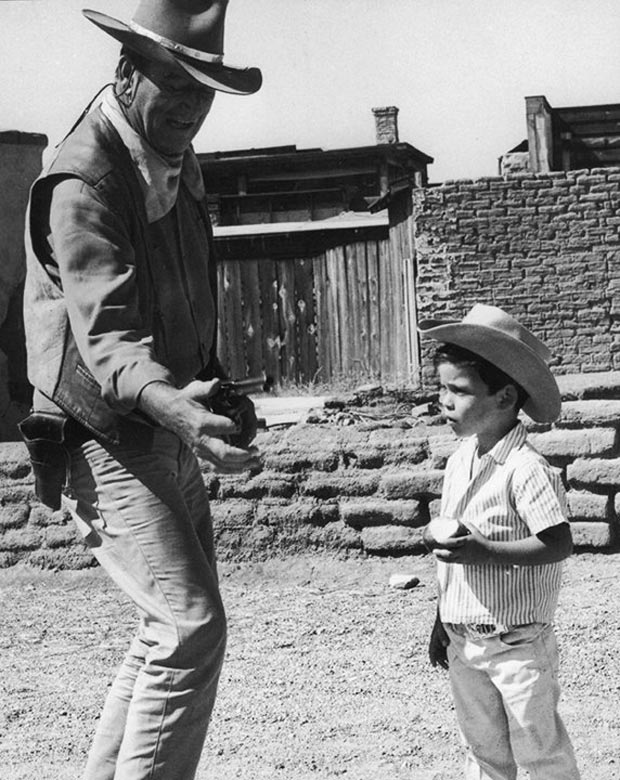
left=24, top=108, right=218, bottom=445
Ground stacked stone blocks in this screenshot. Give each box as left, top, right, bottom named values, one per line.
left=1, top=378, right=620, bottom=567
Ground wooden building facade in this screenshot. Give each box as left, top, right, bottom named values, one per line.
left=201, top=107, right=432, bottom=387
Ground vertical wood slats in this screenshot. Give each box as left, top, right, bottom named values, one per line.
left=216, top=235, right=417, bottom=385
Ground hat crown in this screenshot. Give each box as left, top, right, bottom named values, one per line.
left=133, top=0, right=228, bottom=55
left=462, top=304, right=551, bottom=362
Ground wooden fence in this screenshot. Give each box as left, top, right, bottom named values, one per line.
left=216, top=229, right=419, bottom=387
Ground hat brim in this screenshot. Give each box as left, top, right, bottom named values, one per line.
left=418, top=319, right=561, bottom=422
left=83, top=10, right=262, bottom=95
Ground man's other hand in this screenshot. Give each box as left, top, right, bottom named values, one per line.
left=138, top=379, right=261, bottom=473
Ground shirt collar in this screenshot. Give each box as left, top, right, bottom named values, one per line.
left=100, top=87, right=205, bottom=223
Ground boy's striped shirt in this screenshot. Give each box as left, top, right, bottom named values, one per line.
left=437, top=422, right=567, bottom=626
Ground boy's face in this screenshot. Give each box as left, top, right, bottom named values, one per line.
left=437, top=361, right=509, bottom=444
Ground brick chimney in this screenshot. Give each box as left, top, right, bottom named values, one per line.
left=372, top=106, right=399, bottom=144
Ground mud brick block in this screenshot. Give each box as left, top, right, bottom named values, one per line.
left=361, top=525, right=426, bottom=555
left=567, top=458, right=620, bottom=489
left=383, top=440, right=429, bottom=466
left=428, top=433, right=459, bottom=468
left=558, top=400, right=620, bottom=426
left=379, top=469, right=444, bottom=499
left=263, top=448, right=339, bottom=474
left=0, top=551, right=21, bottom=568
left=0, top=442, right=31, bottom=481
left=341, top=499, right=425, bottom=528
left=0, top=502, right=30, bottom=530
left=570, top=521, right=613, bottom=548
left=0, top=527, right=42, bottom=552
left=218, top=471, right=296, bottom=500
left=210, top=500, right=255, bottom=531
left=29, top=505, right=71, bottom=527
left=283, top=423, right=339, bottom=451
left=254, top=500, right=335, bottom=528
left=567, top=491, right=608, bottom=522
left=302, top=472, right=380, bottom=499
left=42, top=525, right=80, bottom=549
left=529, top=428, right=616, bottom=458
left=26, top=546, right=96, bottom=570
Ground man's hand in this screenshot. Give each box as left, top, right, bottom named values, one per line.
left=429, top=613, right=450, bottom=670
left=138, top=379, right=261, bottom=473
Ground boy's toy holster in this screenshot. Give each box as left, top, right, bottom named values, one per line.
left=18, top=412, right=90, bottom=511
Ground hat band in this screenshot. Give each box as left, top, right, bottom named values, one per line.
left=129, top=20, right=224, bottom=64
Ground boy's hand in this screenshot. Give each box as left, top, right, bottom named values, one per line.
left=432, top=525, right=491, bottom=565
left=429, top=614, right=450, bottom=669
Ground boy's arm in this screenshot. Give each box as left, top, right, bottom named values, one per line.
left=433, top=521, right=573, bottom=566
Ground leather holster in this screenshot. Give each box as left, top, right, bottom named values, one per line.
left=18, top=412, right=90, bottom=510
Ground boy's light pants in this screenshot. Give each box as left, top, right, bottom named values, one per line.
left=445, top=622, right=580, bottom=780
left=65, top=430, right=227, bottom=780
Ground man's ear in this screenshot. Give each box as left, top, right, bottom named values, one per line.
left=115, top=56, right=139, bottom=106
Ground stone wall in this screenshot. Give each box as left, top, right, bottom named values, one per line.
left=1, top=376, right=619, bottom=569
left=413, top=167, right=620, bottom=385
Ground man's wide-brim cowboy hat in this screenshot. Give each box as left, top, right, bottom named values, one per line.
left=418, top=304, right=561, bottom=423
left=83, top=0, right=262, bottom=95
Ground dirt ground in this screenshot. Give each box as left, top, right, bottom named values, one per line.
left=1, top=550, right=619, bottom=780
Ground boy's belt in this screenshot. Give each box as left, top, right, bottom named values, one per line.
left=446, top=622, right=530, bottom=638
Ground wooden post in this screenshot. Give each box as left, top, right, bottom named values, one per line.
left=526, top=95, right=554, bottom=173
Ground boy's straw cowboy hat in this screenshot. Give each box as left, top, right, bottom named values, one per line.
left=83, top=0, right=262, bottom=95
left=418, top=303, right=561, bottom=422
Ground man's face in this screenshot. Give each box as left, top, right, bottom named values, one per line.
left=126, top=60, right=216, bottom=156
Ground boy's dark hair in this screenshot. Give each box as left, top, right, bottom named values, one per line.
left=434, top=342, right=529, bottom=411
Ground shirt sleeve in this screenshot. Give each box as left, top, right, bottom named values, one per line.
left=48, top=176, right=175, bottom=413
left=512, top=456, right=568, bottom=535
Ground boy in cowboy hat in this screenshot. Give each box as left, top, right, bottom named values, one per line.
left=23, top=2, right=261, bottom=779
left=419, top=304, right=581, bottom=780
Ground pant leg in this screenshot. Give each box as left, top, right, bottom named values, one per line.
left=445, top=626, right=518, bottom=780
left=490, top=624, right=581, bottom=780
left=66, top=430, right=226, bottom=780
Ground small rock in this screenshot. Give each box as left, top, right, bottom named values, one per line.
left=389, top=573, right=420, bottom=590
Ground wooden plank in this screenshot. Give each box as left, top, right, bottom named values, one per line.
left=366, top=240, right=381, bottom=377
left=342, top=243, right=365, bottom=376
left=215, top=262, right=231, bottom=375
left=294, top=256, right=319, bottom=384
left=276, top=259, right=297, bottom=383
left=565, top=122, right=620, bottom=137
left=325, top=247, right=343, bottom=377
left=239, top=259, right=264, bottom=378
left=558, top=107, right=620, bottom=123
left=334, top=245, right=349, bottom=377
left=312, top=253, right=331, bottom=383
left=257, top=259, right=282, bottom=385
left=378, top=239, right=395, bottom=380
left=218, top=260, right=246, bottom=379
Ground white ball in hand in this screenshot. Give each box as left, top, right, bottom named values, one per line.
left=428, top=516, right=469, bottom=545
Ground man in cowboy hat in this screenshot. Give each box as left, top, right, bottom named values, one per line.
left=419, top=304, right=580, bottom=779
left=22, top=2, right=262, bottom=778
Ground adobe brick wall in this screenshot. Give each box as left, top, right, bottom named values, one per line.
left=1, top=378, right=619, bottom=569
left=414, top=168, right=620, bottom=385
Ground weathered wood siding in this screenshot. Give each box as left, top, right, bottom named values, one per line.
left=216, top=234, right=418, bottom=386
